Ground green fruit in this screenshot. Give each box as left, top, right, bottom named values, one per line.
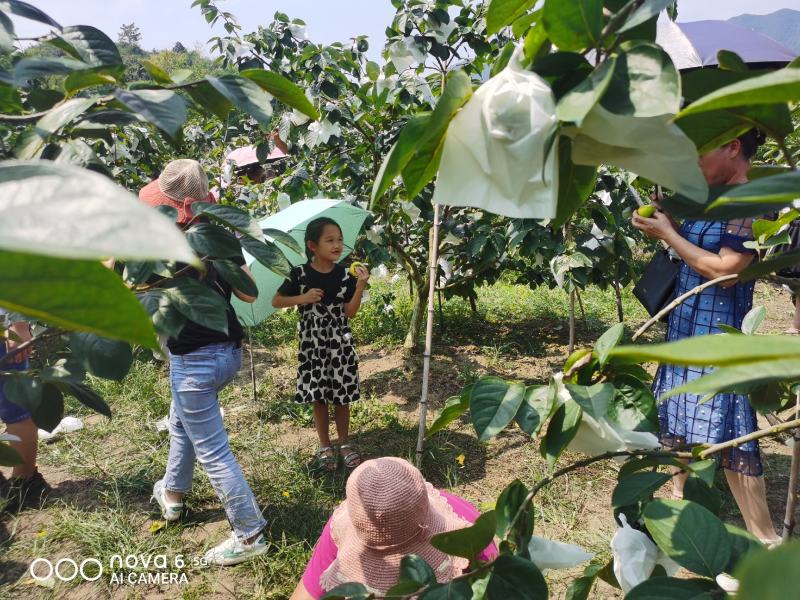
left=637, top=205, right=656, bottom=218
left=348, top=261, right=367, bottom=277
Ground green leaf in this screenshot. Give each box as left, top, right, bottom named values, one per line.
left=207, top=74, right=274, bottom=126
left=55, top=382, right=111, bottom=417
left=515, top=384, right=553, bottom=436
left=3, top=375, right=42, bottom=413
left=487, top=554, right=548, bottom=600
left=32, top=383, right=64, bottom=432
left=682, top=473, right=721, bottom=515
left=185, top=80, right=233, bottom=121
left=418, top=580, right=473, bottom=600
left=428, top=385, right=472, bottom=437
left=741, top=306, right=766, bottom=335
left=678, top=68, right=800, bottom=117
left=735, top=540, right=800, bottom=600
left=0, top=10, right=15, bottom=53
left=717, top=50, right=748, bottom=73
left=191, top=201, right=263, bottom=240
left=139, top=290, right=187, bottom=338
left=0, top=0, right=61, bottom=28
left=70, top=333, right=132, bottom=381
left=707, top=172, right=800, bottom=214
left=240, top=69, right=318, bottom=119
left=241, top=237, right=292, bottom=279
left=541, top=400, right=583, bottom=468
left=643, top=499, right=731, bottom=577
left=486, top=0, right=535, bottom=35
left=64, top=65, right=123, bottom=93
left=687, top=459, right=717, bottom=486
left=625, top=577, right=719, bottom=599
left=611, top=334, right=800, bottom=366
left=565, top=563, right=603, bottom=600
left=365, top=61, right=380, bottom=81
left=113, top=89, right=187, bottom=140
left=618, top=455, right=688, bottom=479
left=398, top=554, right=436, bottom=585
left=0, top=442, right=23, bottom=467
left=185, top=223, right=243, bottom=259
left=14, top=56, right=89, bottom=82
left=660, top=358, right=800, bottom=400
left=430, top=510, right=496, bottom=560
left=724, top=523, right=764, bottom=573
left=552, top=137, right=598, bottom=227
left=15, top=97, right=95, bottom=159
left=542, top=0, right=603, bottom=52
left=161, top=278, right=231, bottom=335
left=0, top=161, right=197, bottom=264
left=402, top=70, right=473, bottom=199
left=141, top=59, right=173, bottom=85
left=213, top=259, right=258, bottom=298
left=556, top=56, right=617, bottom=125
left=40, top=359, right=86, bottom=384
left=600, top=42, right=680, bottom=117
left=495, top=479, right=534, bottom=554
left=0, top=250, right=158, bottom=349
left=470, top=376, right=525, bottom=441
left=618, top=0, right=675, bottom=33
left=608, top=375, right=658, bottom=432
left=612, top=472, right=672, bottom=508
left=564, top=383, right=613, bottom=419
left=742, top=248, right=800, bottom=280
left=594, top=323, right=624, bottom=367
left=371, top=113, right=432, bottom=204
left=262, top=228, right=303, bottom=254
left=320, top=583, right=373, bottom=600
left=49, top=25, right=121, bottom=66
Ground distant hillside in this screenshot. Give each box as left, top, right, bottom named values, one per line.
left=730, top=8, right=800, bottom=54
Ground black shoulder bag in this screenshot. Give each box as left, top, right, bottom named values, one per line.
left=632, top=247, right=681, bottom=319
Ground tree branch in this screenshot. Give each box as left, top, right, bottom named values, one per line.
left=631, top=273, right=739, bottom=341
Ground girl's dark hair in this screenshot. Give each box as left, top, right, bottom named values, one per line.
left=738, top=128, right=767, bottom=159
left=304, top=217, right=342, bottom=259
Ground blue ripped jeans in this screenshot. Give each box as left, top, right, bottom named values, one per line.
left=161, top=342, right=266, bottom=541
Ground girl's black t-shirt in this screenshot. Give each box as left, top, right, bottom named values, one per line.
left=277, top=262, right=356, bottom=305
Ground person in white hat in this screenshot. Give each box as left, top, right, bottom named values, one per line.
left=140, top=159, right=268, bottom=566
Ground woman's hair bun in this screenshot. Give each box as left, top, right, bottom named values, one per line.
left=738, top=128, right=766, bottom=159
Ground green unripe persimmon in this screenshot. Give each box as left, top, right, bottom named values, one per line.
left=637, top=205, right=656, bottom=218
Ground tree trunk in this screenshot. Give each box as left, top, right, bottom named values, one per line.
left=568, top=290, right=576, bottom=355
left=404, top=280, right=428, bottom=353
left=614, top=278, right=624, bottom=323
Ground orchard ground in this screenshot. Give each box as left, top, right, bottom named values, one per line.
left=1, top=277, right=797, bottom=599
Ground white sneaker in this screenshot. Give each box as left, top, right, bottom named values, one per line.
left=203, top=532, right=268, bottom=566
left=716, top=573, right=739, bottom=593
left=151, top=480, right=183, bottom=522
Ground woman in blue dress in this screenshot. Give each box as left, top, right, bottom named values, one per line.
left=632, top=129, right=779, bottom=544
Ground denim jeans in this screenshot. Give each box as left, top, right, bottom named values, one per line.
left=161, top=341, right=266, bottom=541
left=0, top=345, right=31, bottom=424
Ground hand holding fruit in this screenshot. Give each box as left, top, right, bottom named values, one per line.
left=301, top=288, right=324, bottom=305
left=631, top=206, right=675, bottom=241
left=349, top=261, right=370, bottom=285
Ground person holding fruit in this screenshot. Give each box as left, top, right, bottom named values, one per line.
left=632, top=129, right=780, bottom=545
left=272, top=217, right=369, bottom=471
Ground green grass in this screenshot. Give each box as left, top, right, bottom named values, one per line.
left=0, top=279, right=784, bottom=599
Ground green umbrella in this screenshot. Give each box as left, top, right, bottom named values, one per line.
left=232, top=199, right=371, bottom=326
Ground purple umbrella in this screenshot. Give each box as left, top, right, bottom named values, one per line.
left=657, top=17, right=797, bottom=70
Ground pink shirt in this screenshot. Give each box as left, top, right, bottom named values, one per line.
left=301, top=491, right=498, bottom=599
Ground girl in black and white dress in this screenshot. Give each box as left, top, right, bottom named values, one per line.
left=272, top=217, right=369, bottom=471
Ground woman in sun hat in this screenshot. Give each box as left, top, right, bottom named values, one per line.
left=139, top=159, right=269, bottom=566
left=289, top=456, right=497, bottom=599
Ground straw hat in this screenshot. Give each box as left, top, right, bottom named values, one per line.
left=139, top=159, right=215, bottom=226
left=320, top=457, right=471, bottom=594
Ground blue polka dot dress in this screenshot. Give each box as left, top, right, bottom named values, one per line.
left=653, top=219, right=762, bottom=476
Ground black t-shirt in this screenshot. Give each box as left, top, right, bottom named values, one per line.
left=168, top=258, right=246, bottom=355
left=277, top=262, right=356, bottom=305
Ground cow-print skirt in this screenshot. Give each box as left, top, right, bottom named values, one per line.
left=294, top=303, right=360, bottom=406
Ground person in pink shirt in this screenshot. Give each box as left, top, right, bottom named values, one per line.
left=289, top=457, right=498, bottom=599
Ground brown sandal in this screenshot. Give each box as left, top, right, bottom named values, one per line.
left=339, top=444, right=362, bottom=469
left=315, top=446, right=336, bottom=472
